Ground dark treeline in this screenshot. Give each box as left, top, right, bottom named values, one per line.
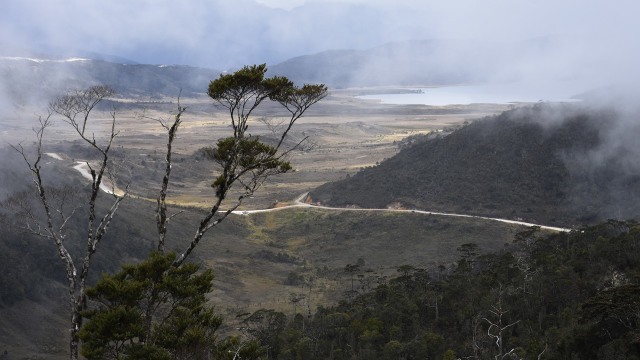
left=311, top=104, right=640, bottom=227
left=244, top=220, right=640, bottom=359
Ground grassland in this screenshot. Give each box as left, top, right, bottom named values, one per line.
left=80, top=194, right=546, bottom=328
left=3, top=90, right=512, bottom=209
left=207, top=207, right=539, bottom=313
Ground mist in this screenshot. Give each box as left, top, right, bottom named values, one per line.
left=2, top=0, right=640, bottom=204
left=1, top=1, right=638, bottom=74
left=0, top=1, right=637, bottom=97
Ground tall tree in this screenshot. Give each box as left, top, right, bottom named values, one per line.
left=12, top=85, right=125, bottom=360
left=155, top=64, right=327, bottom=266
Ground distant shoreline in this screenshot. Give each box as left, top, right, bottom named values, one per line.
left=354, top=82, right=585, bottom=106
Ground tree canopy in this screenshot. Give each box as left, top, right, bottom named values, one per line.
left=239, top=220, right=640, bottom=359
left=79, top=252, right=221, bottom=359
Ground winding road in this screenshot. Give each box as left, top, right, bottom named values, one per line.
left=232, top=192, right=572, bottom=232
left=72, top=162, right=125, bottom=196
left=46, top=152, right=125, bottom=196
left=48, top=152, right=571, bottom=233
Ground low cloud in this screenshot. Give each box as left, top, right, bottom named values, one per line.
left=1, top=1, right=634, bottom=71
left=1, top=1, right=638, bottom=105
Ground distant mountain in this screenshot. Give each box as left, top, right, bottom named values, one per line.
left=268, top=40, right=486, bottom=87
left=268, top=38, right=563, bottom=88
left=0, top=36, right=578, bottom=109
left=310, top=104, right=640, bottom=226
left=0, top=57, right=221, bottom=107
left=269, top=49, right=368, bottom=88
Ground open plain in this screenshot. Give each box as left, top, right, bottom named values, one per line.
left=4, top=89, right=514, bottom=209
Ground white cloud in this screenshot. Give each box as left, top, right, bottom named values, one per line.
left=0, top=0, right=638, bottom=87
left=255, top=0, right=306, bottom=10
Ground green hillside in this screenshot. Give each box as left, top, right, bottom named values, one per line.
left=265, top=220, right=640, bottom=359
left=310, top=104, right=640, bottom=226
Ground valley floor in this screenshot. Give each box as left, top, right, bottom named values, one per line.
left=0, top=89, right=526, bottom=358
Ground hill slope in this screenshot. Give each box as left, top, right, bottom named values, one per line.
left=310, top=104, right=640, bottom=226
left=0, top=188, right=522, bottom=358
left=268, top=38, right=567, bottom=88
left=269, top=40, right=492, bottom=88
left=0, top=57, right=220, bottom=107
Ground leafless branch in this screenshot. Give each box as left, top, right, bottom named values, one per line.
left=537, top=343, right=547, bottom=360
left=152, top=96, right=187, bottom=252
left=14, top=85, right=126, bottom=360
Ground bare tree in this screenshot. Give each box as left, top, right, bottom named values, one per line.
left=151, top=96, right=187, bottom=253
left=482, top=303, right=521, bottom=360
left=12, top=85, right=125, bottom=360
left=512, top=228, right=540, bottom=295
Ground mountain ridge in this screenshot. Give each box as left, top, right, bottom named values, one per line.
left=0, top=57, right=222, bottom=107
left=0, top=37, right=584, bottom=107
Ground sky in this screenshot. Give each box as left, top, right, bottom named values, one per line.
left=1, top=0, right=639, bottom=75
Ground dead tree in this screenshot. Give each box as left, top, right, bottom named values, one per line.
left=12, top=85, right=125, bottom=360
left=484, top=310, right=519, bottom=359
left=152, top=96, right=187, bottom=252
left=481, top=287, right=521, bottom=360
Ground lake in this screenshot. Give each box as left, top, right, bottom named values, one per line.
left=358, top=82, right=584, bottom=106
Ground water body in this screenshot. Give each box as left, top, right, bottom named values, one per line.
left=358, top=82, right=584, bottom=106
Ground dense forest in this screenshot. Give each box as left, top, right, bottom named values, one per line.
left=311, top=104, right=640, bottom=227
left=243, top=220, right=640, bottom=359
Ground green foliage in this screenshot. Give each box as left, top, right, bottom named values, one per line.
left=203, top=64, right=325, bottom=200
left=79, top=252, right=222, bottom=359
left=442, top=349, right=457, bottom=360
left=311, top=104, right=640, bottom=226
left=205, top=136, right=292, bottom=196
left=207, top=64, right=283, bottom=101
left=270, top=83, right=329, bottom=110
left=579, top=284, right=640, bottom=358
left=207, top=64, right=326, bottom=110
left=252, top=220, right=640, bottom=359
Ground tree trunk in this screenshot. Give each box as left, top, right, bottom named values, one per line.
left=69, top=307, right=81, bottom=360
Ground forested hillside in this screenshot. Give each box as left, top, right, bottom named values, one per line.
left=250, top=220, right=640, bottom=359
left=311, top=104, right=640, bottom=226
left=0, top=186, right=249, bottom=358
